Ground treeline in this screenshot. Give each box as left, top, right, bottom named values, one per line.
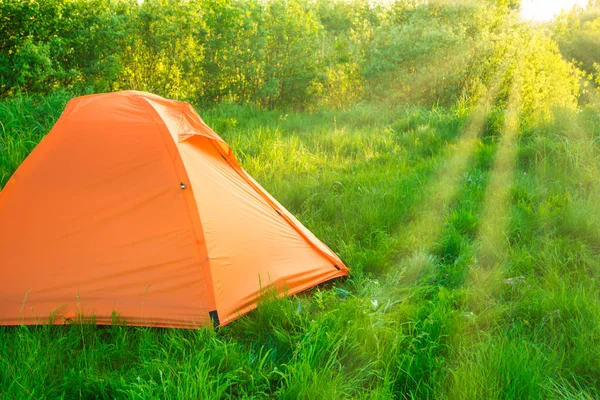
left=1, top=0, right=519, bottom=109
left=0, top=0, right=584, bottom=112
left=553, top=1, right=600, bottom=89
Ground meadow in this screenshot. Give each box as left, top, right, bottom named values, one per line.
left=1, top=0, right=600, bottom=398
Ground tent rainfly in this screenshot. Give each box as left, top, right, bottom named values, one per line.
left=0, top=91, right=348, bottom=328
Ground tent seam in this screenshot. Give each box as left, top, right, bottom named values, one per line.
left=134, top=94, right=219, bottom=317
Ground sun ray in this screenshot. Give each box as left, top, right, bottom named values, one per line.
left=467, top=68, right=522, bottom=316
left=445, top=58, right=524, bottom=397
left=390, top=58, right=510, bottom=285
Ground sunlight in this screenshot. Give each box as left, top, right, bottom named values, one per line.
left=520, top=0, right=588, bottom=21
left=393, top=60, right=508, bottom=284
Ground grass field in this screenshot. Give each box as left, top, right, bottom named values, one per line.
left=1, top=56, right=600, bottom=398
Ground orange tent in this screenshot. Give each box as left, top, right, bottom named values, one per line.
left=0, top=91, right=348, bottom=328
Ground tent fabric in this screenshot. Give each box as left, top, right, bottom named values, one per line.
left=0, top=91, right=348, bottom=328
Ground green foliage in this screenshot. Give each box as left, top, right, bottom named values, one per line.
left=364, top=3, right=503, bottom=106
left=117, top=0, right=206, bottom=100
left=200, top=0, right=266, bottom=103
left=0, top=0, right=132, bottom=94
left=1, top=0, right=580, bottom=110
left=513, top=30, right=579, bottom=119
left=553, top=4, right=600, bottom=96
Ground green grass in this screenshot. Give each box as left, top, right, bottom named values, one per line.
left=0, top=91, right=70, bottom=187
left=1, top=83, right=600, bottom=398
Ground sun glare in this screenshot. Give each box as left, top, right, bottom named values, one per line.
left=520, top=0, right=588, bottom=22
